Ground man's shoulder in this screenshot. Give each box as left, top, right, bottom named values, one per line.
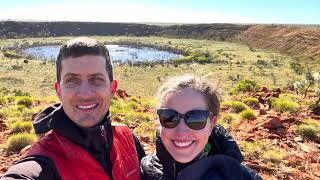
left=112, top=123, right=132, bottom=135
left=1, top=155, right=60, bottom=180
left=111, top=122, right=127, bottom=126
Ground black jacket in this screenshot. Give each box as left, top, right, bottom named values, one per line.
left=140, top=125, right=262, bottom=180
left=1, top=103, right=145, bottom=180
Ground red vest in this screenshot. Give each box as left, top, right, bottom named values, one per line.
left=27, top=125, right=140, bottom=180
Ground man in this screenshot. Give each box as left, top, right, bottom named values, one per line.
left=2, top=37, right=145, bottom=180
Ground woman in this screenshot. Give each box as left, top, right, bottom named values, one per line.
left=141, top=75, right=262, bottom=180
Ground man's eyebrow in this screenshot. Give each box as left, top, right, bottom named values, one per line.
left=88, top=73, right=106, bottom=77
left=63, top=73, right=106, bottom=78
left=63, top=73, right=80, bottom=77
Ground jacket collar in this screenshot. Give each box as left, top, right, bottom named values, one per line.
left=33, top=103, right=114, bottom=175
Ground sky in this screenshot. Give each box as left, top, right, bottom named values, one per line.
left=0, top=0, right=319, bottom=24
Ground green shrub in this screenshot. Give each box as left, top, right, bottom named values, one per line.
left=279, top=93, right=299, bottom=102
left=13, top=89, right=31, bottom=96
left=3, top=50, right=22, bottom=59
left=239, top=109, right=256, bottom=120
left=271, top=97, right=299, bottom=113
left=21, top=109, right=34, bottom=121
left=240, top=141, right=264, bottom=157
left=123, top=112, right=153, bottom=124
left=0, top=105, right=28, bottom=118
left=0, top=97, right=6, bottom=105
left=241, top=141, right=285, bottom=164
left=221, top=101, right=248, bottom=113
left=4, top=96, right=17, bottom=103
left=127, top=100, right=143, bottom=111
left=0, top=87, right=10, bottom=96
left=174, top=56, right=192, bottom=64
left=302, top=118, right=320, bottom=127
left=217, top=118, right=228, bottom=128
left=243, top=97, right=259, bottom=108
left=11, top=121, right=33, bottom=134
left=111, top=96, right=155, bottom=124
left=6, top=133, right=37, bottom=153
left=0, top=110, right=8, bottom=120
left=148, top=130, right=157, bottom=143
left=174, top=51, right=212, bottom=64
left=7, top=117, right=21, bottom=124
left=262, top=150, right=284, bottom=163
left=134, top=121, right=157, bottom=137
left=16, top=105, right=28, bottom=112
left=221, top=113, right=236, bottom=123
left=16, top=96, right=34, bottom=108
left=41, top=96, right=59, bottom=104
left=290, top=60, right=304, bottom=75
left=297, top=119, right=320, bottom=142
left=231, top=79, right=260, bottom=94
left=110, top=98, right=129, bottom=115
left=297, top=125, right=318, bottom=140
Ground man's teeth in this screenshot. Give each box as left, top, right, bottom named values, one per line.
left=173, top=141, right=193, bottom=147
left=77, top=104, right=97, bottom=109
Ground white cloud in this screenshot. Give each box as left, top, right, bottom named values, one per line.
left=0, top=4, right=253, bottom=23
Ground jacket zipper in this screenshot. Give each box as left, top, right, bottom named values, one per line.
left=173, top=162, right=176, bottom=180
left=100, top=125, right=114, bottom=180
left=100, top=125, right=108, bottom=147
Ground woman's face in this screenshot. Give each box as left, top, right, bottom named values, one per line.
left=159, top=88, right=215, bottom=163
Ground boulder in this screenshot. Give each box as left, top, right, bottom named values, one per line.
left=140, top=134, right=150, bottom=143
left=116, top=89, right=129, bottom=99
left=259, top=108, right=267, bottom=115
left=255, top=116, right=284, bottom=130
left=0, top=120, right=7, bottom=132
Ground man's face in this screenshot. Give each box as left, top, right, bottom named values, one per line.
left=55, top=55, right=116, bottom=128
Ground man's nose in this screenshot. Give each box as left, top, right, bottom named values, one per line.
left=77, top=82, right=94, bottom=97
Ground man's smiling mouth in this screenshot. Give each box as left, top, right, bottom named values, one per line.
left=76, top=103, right=98, bottom=110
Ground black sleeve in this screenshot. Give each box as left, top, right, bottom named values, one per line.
left=1, top=156, right=60, bottom=180
left=132, top=133, right=146, bottom=163
left=240, top=164, right=263, bottom=180
left=209, top=124, right=244, bottom=163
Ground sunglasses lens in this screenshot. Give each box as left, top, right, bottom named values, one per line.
left=157, top=109, right=179, bottom=128
left=186, top=110, right=209, bottom=130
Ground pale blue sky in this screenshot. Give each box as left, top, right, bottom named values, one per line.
left=1, top=0, right=319, bottom=24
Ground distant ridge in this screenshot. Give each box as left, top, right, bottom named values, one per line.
left=0, top=21, right=319, bottom=59
left=240, top=25, right=320, bottom=59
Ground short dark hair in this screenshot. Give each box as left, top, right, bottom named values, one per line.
left=56, top=37, right=113, bottom=83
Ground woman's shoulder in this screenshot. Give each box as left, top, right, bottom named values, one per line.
left=177, top=155, right=262, bottom=180
left=209, top=125, right=244, bottom=162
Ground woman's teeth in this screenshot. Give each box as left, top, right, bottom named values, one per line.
left=173, top=140, right=193, bottom=148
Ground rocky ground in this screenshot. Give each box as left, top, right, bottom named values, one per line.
left=0, top=88, right=319, bottom=179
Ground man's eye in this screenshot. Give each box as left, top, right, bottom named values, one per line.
left=65, top=79, right=75, bottom=83
left=91, top=77, right=105, bottom=85
left=64, top=78, right=79, bottom=85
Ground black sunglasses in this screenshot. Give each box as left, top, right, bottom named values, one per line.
left=157, top=108, right=211, bottom=130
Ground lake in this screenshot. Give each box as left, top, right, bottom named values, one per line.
left=21, top=45, right=184, bottom=63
